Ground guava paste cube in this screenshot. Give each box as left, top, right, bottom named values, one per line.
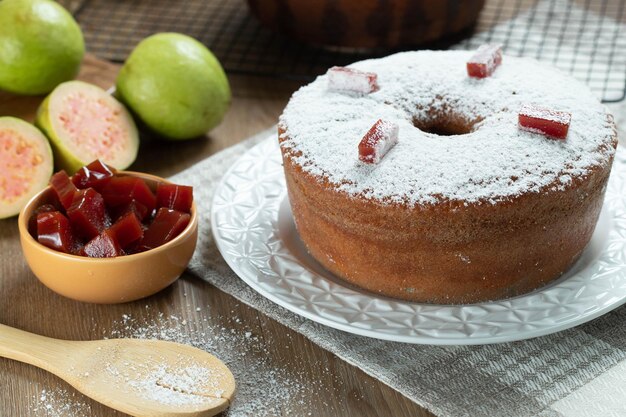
left=81, top=230, right=122, bottom=258
left=67, top=188, right=108, bottom=240
left=100, top=176, right=156, bottom=214
left=358, top=119, right=399, bottom=164
left=467, top=44, right=502, bottom=78
left=29, top=204, right=59, bottom=237
left=139, top=208, right=190, bottom=251
left=112, top=198, right=150, bottom=222
left=156, top=183, right=193, bottom=213
left=50, top=170, right=78, bottom=209
left=72, top=159, right=116, bottom=190
left=327, top=66, right=379, bottom=94
left=518, top=104, right=571, bottom=140
left=37, top=211, right=74, bottom=253
left=107, top=211, right=144, bottom=249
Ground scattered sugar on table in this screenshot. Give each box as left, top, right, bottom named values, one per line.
left=31, top=305, right=347, bottom=416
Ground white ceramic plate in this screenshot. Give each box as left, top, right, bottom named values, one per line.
left=211, top=136, right=626, bottom=345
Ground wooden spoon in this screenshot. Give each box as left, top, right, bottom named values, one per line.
left=0, top=324, right=235, bottom=417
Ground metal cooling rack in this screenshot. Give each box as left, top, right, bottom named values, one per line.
left=61, top=0, right=626, bottom=102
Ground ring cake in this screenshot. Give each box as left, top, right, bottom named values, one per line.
left=278, top=49, right=618, bottom=304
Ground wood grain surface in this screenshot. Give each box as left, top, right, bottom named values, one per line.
left=0, top=55, right=434, bottom=417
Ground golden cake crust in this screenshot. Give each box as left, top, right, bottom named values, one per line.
left=281, top=125, right=616, bottom=303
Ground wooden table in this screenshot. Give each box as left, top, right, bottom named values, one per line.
left=0, top=55, right=434, bottom=417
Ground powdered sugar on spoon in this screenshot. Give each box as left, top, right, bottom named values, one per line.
left=0, top=323, right=235, bottom=416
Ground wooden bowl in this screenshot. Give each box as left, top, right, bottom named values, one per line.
left=17, top=172, right=198, bottom=304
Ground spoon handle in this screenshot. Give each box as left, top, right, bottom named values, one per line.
left=0, top=323, right=72, bottom=373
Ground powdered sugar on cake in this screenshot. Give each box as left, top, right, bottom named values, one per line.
left=279, top=51, right=616, bottom=206
left=327, top=66, right=379, bottom=94
left=519, top=104, right=571, bottom=124
left=467, top=44, right=502, bottom=78
left=359, top=119, right=399, bottom=163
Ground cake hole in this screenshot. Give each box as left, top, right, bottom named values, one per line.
left=412, top=113, right=477, bottom=136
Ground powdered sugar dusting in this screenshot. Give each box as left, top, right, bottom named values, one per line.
left=33, top=389, right=92, bottom=417
left=327, top=66, right=378, bottom=94
left=467, top=44, right=503, bottom=77
left=31, top=308, right=347, bottom=416
left=279, top=50, right=616, bottom=206
left=520, top=103, right=572, bottom=124
left=122, top=366, right=223, bottom=405
left=103, top=362, right=226, bottom=406
left=106, top=312, right=314, bottom=415
left=359, top=119, right=399, bottom=164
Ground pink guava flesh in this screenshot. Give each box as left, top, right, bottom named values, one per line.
left=0, top=129, right=47, bottom=204
left=58, top=93, right=131, bottom=162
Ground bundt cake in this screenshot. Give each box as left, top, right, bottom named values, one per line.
left=278, top=49, right=618, bottom=304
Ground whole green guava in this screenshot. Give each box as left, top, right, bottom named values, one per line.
left=0, top=0, right=85, bottom=95
left=116, top=33, right=231, bottom=140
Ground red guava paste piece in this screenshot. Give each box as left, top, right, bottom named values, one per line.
left=80, top=230, right=122, bottom=258
left=67, top=188, right=108, bottom=240
left=29, top=204, right=59, bottom=237
left=518, top=104, right=571, bottom=140
left=138, top=208, right=190, bottom=251
left=37, top=211, right=74, bottom=253
left=358, top=119, right=399, bottom=164
left=50, top=171, right=78, bottom=209
left=327, top=66, right=379, bottom=94
left=100, top=176, right=156, bottom=214
left=156, top=183, right=193, bottom=213
left=111, top=198, right=150, bottom=222
left=72, top=159, right=117, bottom=190
left=107, top=211, right=144, bottom=249
left=467, top=44, right=503, bottom=78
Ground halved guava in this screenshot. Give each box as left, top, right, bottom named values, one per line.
left=36, top=81, right=139, bottom=174
left=0, top=117, right=54, bottom=219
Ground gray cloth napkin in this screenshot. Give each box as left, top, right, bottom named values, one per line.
left=171, top=1, right=626, bottom=415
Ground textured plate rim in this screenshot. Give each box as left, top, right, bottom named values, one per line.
left=211, top=136, right=626, bottom=345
